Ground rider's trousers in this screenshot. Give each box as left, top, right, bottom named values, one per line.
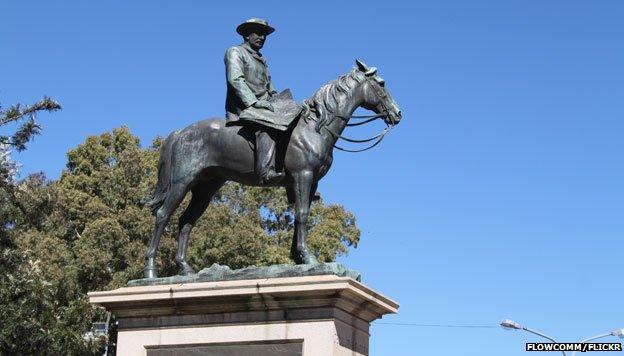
left=255, top=130, right=278, bottom=179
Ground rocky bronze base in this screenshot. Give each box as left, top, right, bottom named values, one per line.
left=127, top=262, right=361, bottom=287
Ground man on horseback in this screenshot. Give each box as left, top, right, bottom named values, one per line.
left=225, top=18, right=285, bottom=184
left=144, top=55, right=402, bottom=277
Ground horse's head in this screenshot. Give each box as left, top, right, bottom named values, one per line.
left=356, top=59, right=402, bottom=126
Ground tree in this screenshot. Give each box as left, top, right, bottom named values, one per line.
left=3, top=126, right=360, bottom=354
left=1, top=97, right=61, bottom=243
left=0, top=246, right=102, bottom=355
left=0, top=98, right=103, bottom=355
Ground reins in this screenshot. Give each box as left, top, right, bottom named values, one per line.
left=324, top=113, right=394, bottom=153
left=345, top=114, right=385, bottom=127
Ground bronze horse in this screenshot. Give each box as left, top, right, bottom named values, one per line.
left=143, top=60, right=402, bottom=278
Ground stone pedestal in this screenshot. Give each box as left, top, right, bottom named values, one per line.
left=88, top=275, right=398, bottom=356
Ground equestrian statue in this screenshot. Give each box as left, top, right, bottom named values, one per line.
left=142, top=18, right=402, bottom=278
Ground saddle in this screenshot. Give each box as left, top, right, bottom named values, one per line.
left=238, top=89, right=302, bottom=131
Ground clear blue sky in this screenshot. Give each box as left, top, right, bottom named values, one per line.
left=2, top=1, right=623, bottom=355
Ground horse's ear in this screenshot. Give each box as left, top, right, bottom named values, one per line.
left=356, top=59, right=369, bottom=72
left=355, top=59, right=377, bottom=76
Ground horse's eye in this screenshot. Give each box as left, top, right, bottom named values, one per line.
left=375, top=78, right=385, bottom=87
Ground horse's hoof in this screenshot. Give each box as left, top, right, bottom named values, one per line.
left=292, top=250, right=319, bottom=265
left=302, top=255, right=319, bottom=265
left=143, top=267, right=158, bottom=279
left=178, top=266, right=196, bottom=276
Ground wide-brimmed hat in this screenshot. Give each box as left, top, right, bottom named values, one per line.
left=236, top=18, right=275, bottom=36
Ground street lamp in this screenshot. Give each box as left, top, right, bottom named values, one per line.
left=571, top=328, right=624, bottom=356
left=500, top=319, right=567, bottom=356
left=502, top=319, right=624, bottom=356
left=501, top=319, right=523, bottom=330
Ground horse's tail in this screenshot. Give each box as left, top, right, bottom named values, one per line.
left=143, top=132, right=177, bottom=215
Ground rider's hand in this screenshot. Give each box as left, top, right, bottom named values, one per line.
left=253, top=100, right=274, bottom=112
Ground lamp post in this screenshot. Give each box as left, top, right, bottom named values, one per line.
left=501, top=319, right=624, bottom=356
left=571, top=328, right=624, bottom=356
left=501, top=319, right=567, bottom=356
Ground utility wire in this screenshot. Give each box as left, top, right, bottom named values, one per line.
left=375, top=322, right=497, bottom=329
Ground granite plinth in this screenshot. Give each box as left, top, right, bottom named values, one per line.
left=127, top=262, right=361, bottom=286
left=89, top=274, right=398, bottom=356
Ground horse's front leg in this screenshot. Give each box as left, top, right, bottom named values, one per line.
left=290, top=171, right=319, bottom=264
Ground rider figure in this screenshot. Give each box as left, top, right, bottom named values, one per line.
left=225, top=18, right=284, bottom=184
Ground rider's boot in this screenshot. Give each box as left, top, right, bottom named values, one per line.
left=255, top=130, right=284, bottom=184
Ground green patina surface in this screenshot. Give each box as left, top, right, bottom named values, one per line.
left=128, top=263, right=361, bottom=287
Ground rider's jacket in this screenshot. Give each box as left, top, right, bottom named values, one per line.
left=224, top=42, right=277, bottom=123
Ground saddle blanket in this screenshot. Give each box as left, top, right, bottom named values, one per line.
left=237, top=89, right=303, bottom=131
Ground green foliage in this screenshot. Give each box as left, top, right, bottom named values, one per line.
left=1, top=97, right=60, bottom=243
left=0, top=97, right=61, bottom=152
left=2, top=126, right=360, bottom=354
left=0, top=248, right=104, bottom=355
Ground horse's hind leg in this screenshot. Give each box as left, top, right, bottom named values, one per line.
left=144, top=181, right=190, bottom=279
left=176, top=179, right=225, bottom=275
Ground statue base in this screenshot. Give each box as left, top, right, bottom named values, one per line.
left=127, top=262, right=362, bottom=286
left=89, top=274, right=398, bottom=356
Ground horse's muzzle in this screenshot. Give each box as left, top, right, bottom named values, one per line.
left=386, top=110, right=402, bottom=125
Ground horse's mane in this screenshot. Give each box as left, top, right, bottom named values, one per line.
left=304, top=69, right=365, bottom=132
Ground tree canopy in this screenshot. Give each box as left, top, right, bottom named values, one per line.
left=1, top=126, right=360, bottom=354
left=1, top=97, right=61, bottom=241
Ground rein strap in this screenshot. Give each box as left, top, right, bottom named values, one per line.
left=325, top=113, right=394, bottom=153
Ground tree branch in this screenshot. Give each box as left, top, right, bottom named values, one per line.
left=0, top=97, right=61, bottom=151
left=0, top=96, right=61, bottom=126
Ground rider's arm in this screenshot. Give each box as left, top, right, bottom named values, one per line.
left=267, top=70, right=277, bottom=97
left=225, top=47, right=257, bottom=108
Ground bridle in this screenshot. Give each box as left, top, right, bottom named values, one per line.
left=324, top=77, right=396, bottom=153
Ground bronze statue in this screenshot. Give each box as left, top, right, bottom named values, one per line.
left=141, top=20, right=402, bottom=279
left=225, top=18, right=283, bottom=184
